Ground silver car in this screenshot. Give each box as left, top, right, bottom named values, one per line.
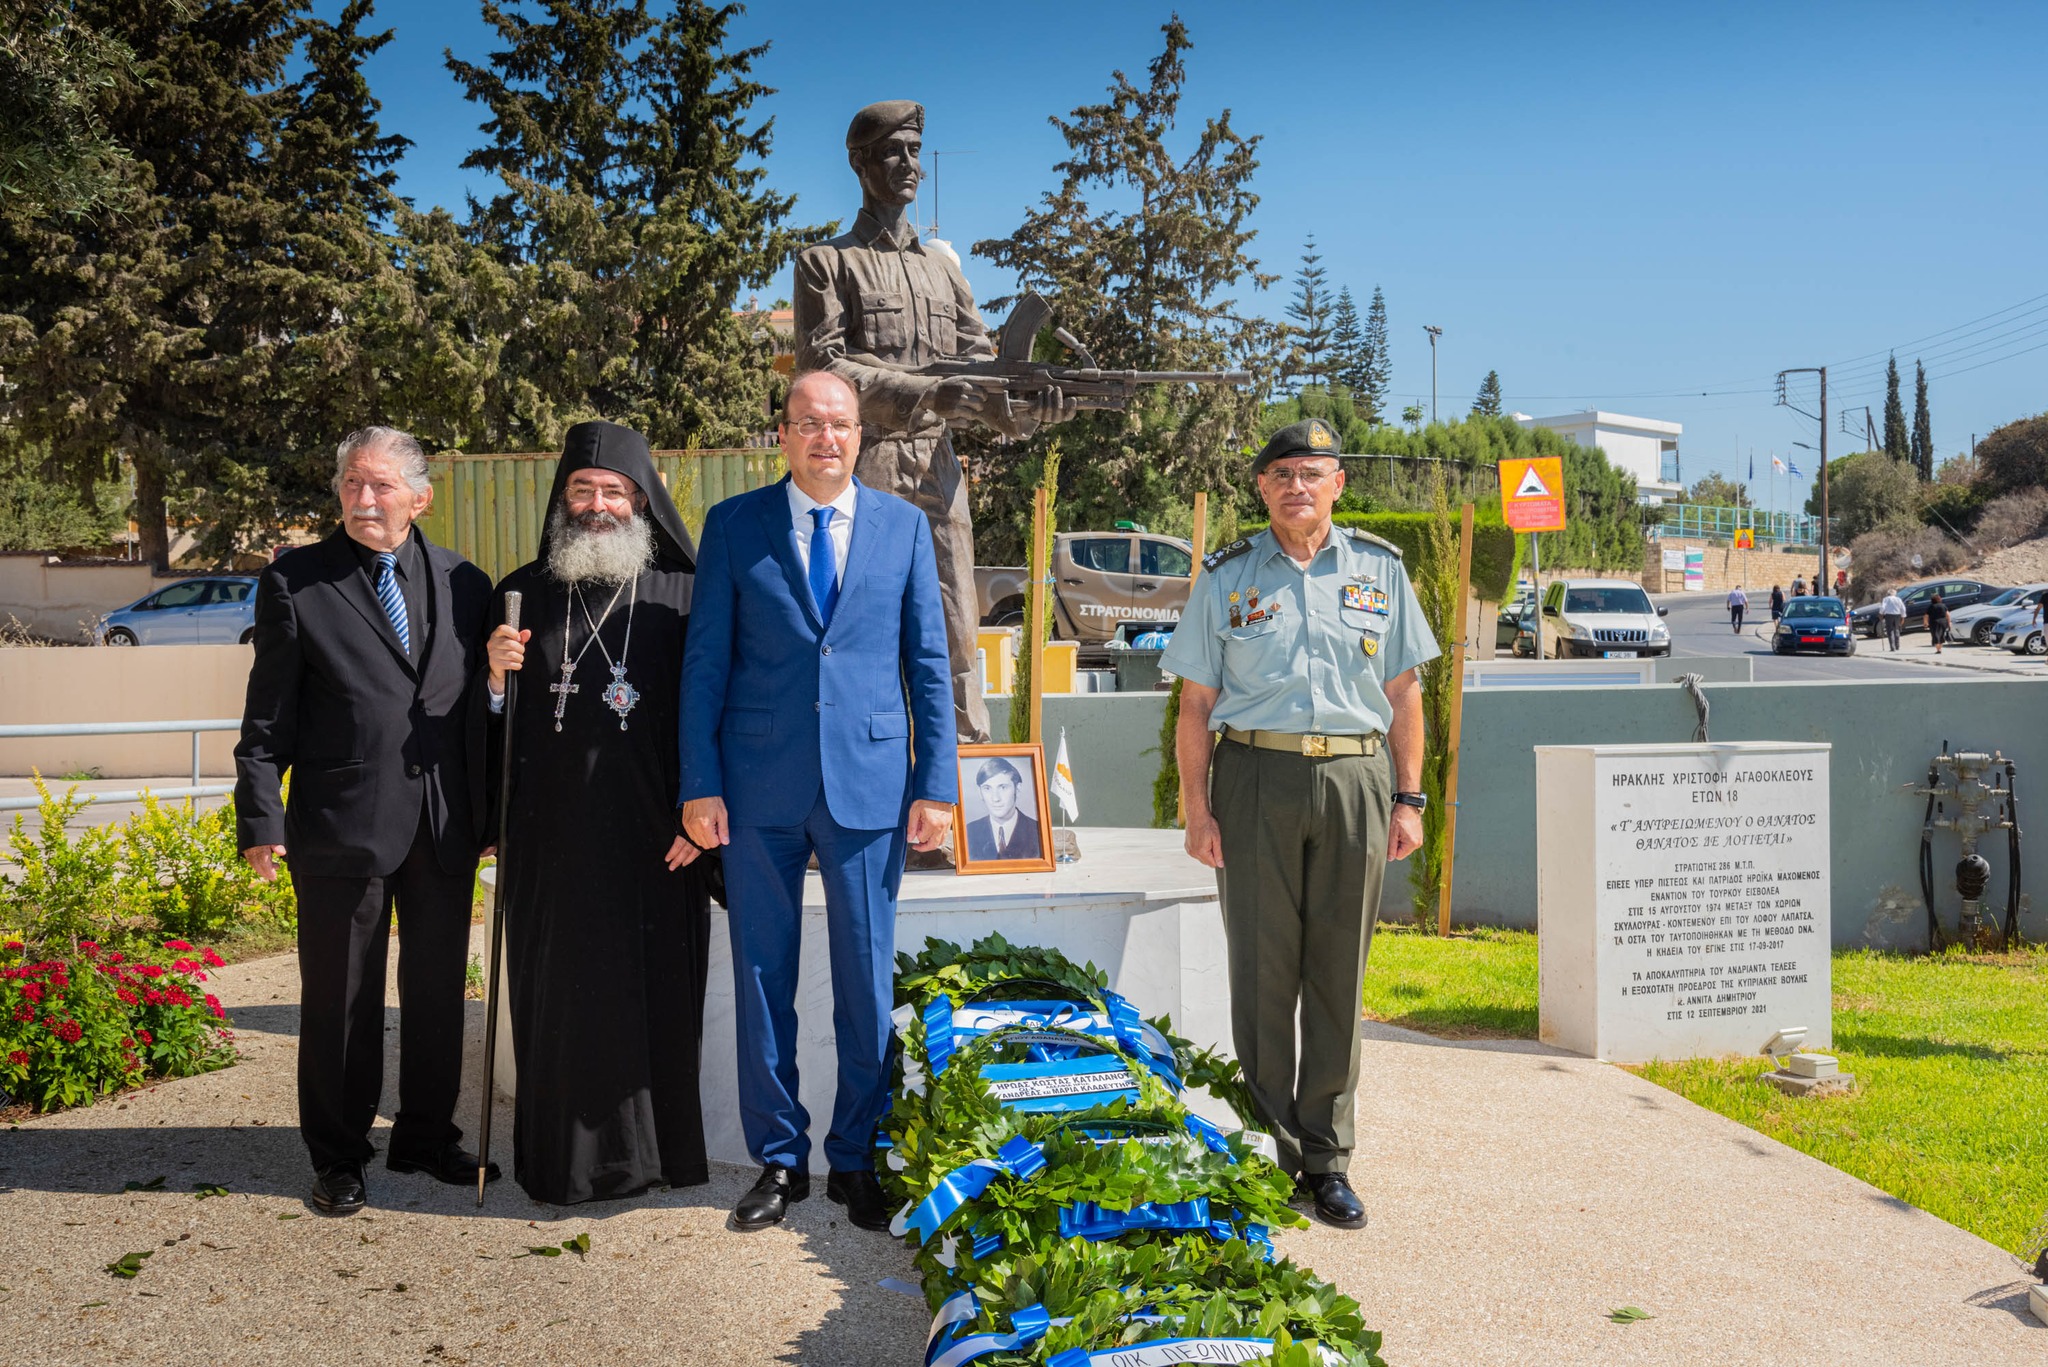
left=101, top=576, right=259, bottom=646
left=1986, top=604, right=2048, bottom=656
left=1949, top=583, right=2048, bottom=646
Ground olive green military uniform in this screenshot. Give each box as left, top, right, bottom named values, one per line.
left=1159, top=419, right=1439, bottom=1179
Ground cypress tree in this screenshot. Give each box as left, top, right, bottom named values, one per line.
left=0, top=0, right=136, bottom=217
left=1910, top=359, right=1933, bottom=480
left=1471, top=370, right=1503, bottom=417
left=1882, top=352, right=1910, bottom=461
left=1329, top=286, right=1363, bottom=393
left=1360, top=285, right=1391, bottom=426
left=1285, top=235, right=1332, bottom=389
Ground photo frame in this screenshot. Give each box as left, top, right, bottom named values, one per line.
left=952, top=742, right=1056, bottom=874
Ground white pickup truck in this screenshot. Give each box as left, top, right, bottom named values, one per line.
left=975, top=528, right=1195, bottom=647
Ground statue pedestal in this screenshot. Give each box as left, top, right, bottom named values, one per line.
left=483, top=828, right=1231, bottom=1174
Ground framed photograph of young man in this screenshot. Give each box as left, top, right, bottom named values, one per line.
left=952, top=743, right=1056, bottom=874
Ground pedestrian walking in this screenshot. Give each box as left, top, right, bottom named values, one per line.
left=1769, top=584, right=1785, bottom=621
left=1792, top=575, right=1807, bottom=598
left=1727, top=584, right=1748, bottom=633
left=1879, top=586, right=1907, bottom=652
left=1927, top=591, right=1950, bottom=653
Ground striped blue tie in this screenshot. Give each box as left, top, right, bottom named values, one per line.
left=374, top=551, right=410, bottom=655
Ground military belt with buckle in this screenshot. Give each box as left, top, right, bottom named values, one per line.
left=1220, top=726, right=1381, bottom=758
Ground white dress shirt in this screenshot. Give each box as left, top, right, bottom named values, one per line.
left=788, top=479, right=857, bottom=585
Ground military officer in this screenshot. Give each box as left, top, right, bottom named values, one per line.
left=1160, top=417, right=1438, bottom=1231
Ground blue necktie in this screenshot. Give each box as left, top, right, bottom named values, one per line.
left=808, top=506, right=839, bottom=625
left=373, top=550, right=411, bottom=655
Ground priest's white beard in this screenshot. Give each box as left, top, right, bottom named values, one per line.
left=546, top=504, right=656, bottom=585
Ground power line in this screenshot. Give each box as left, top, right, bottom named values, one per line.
left=1823, top=289, right=2048, bottom=371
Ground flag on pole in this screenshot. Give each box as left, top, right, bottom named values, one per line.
left=1050, top=728, right=1079, bottom=823
left=1748, top=453, right=1754, bottom=481
left=1787, top=459, right=1804, bottom=478
left=1772, top=455, right=1786, bottom=473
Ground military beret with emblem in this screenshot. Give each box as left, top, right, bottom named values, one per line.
left=1251, top=418, right=1341, bottom=476
left=846, top=100, right=924, bottom=149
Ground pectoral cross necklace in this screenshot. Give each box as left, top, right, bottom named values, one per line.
left=552, top=576, right=636, bottom=732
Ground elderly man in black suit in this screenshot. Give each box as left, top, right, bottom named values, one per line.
left=236, top=426, right=495, bottom=1216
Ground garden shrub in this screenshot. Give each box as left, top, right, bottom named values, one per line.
left=120, top=791, right=296, bottom=939
left=0, top=937, right=236, bottom=1112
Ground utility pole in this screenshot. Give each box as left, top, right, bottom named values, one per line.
left=1777, top=366, right=1830, bottom=589
left=1424, top=325, right=1443, bottom=423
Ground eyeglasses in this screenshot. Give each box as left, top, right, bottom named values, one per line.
left=565, top=482, right=635, bottom=507
left=789, top=418, right=859, bottom=440
left=1262, top=464, right=1340, bottom=488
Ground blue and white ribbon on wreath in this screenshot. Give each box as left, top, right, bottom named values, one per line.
left=917, top=996, right=1182, bottom=1086
left=980, top=1057, right=1143, bottom=1112
left=925, top=1293, right=1175, bottom=1367
left=893, top=1134, right=1048, bottom=1244
left=1044, top=1339, right=1351, bottom=1366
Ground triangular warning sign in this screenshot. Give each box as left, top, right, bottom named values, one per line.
left=1512, top=464, right=1552, bottom=499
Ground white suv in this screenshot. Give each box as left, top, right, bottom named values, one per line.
left=1539, top=578, right=1672, bottom=658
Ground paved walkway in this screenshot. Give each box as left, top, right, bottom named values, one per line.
left=0, top=938, right=2038, bottom=1366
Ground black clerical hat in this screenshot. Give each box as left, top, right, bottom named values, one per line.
left=539, top=421, right=697, bottom=571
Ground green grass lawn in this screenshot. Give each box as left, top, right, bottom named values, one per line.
left=1361, top=924, right=2048, bottom=1257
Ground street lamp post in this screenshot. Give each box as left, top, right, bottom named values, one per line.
left=1776, top=366, right=1830, bottom=590
left=1424, top=325, right=1443, bottom=424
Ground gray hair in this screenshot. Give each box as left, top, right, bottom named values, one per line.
left=333, top=427, right=430, bottom=496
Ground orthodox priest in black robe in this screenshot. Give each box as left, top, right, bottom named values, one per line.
left=482, top=420, right=713, bottom=1204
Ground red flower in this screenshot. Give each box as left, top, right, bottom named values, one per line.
left=142, top=989, right=164, bottom=1006
left=136, top=1029, right=154, bottom=1045
left=79, top=941, right=100, bottom=958
left=135, top=965, right=164, bottom=979
left=172, top=958, right=199, bottom=975
left=13, top=1005, right=33, bottom=1023
left=106, top=951, right=124, bottom=964
left=166, top=988, right=192, bottom=1009
left=49, top=973, right=69, bottom=989
left=6, top=1050, right=28, bottom=1066
left=163, top=940, right=192, bottom=952
left=116, top=988, right=138, bottom=1005
left=21, top=983, right=42, bottom=1003
left=201, top=948, right=225, bottom=968
left=2, top=939, right=20, bottom=951
left=53, top=1019, right=83, bottom=1043
left=204, top=994, right=225, bottom=1019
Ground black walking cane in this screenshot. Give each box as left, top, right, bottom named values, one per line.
left=477, top=590, right=521, bottom=1205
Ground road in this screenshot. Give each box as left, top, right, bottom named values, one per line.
left=1656, top=593, right=1960, bottom=681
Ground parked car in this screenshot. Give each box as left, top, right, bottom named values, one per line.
left=1495, top=597, right=1537, bottom=650
left=1770, top=596, right=1855, bottom=656
left=1847, top=577, right=2002, bottom=638
left=1538, top=578, right=1671, bottom=659
left=1987, top=605, right=2048, bottom=656
left=102, top=576, right=259, bottom=646
left=1948, top=583, right=2048, bottom=646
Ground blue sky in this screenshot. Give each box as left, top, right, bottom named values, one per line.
left=352, top=0, right=2046, bottom=511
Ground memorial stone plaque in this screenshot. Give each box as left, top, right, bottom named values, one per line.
left=1535, top=742, right=1831, bottom=1063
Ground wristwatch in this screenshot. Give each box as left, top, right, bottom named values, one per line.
left=1392, top=791, right=1428, bottom=812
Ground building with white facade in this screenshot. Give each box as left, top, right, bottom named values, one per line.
left=1514, top=410, right=1683, bottom=503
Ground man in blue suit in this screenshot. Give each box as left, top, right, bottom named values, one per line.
left=680, top=370, right=958, bottom=1232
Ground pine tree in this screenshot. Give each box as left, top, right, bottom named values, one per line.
left=1360, top=285, right=1391, bottom=426
left=1910, top=358, right=1933, bottom=480
left=1285, top=235, right=1332, bottom=390
left=0, top=1, right=307, bottom=565
left=972, top=17, right=1284, bottom=554
left=0, top=0, right=135, bottom=217
left=448, top=0, right=827, bottom=450
left=1329, top=286, right=1363, bottom=393
left=1883, top=352, right=1909, bottom=461
left=1471, top=370, right=1503, bottom=417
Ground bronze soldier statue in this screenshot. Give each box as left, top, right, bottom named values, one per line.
left=793, top=100, right=1075, bottom=742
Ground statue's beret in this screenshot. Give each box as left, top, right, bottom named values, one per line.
left=846, top=100, right=924, bottom=149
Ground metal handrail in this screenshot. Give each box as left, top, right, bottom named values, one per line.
left=0, top=719, right=239, bottom=812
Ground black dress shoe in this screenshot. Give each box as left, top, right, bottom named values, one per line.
left=310, top=1162, right=367, bottom=1217
left=824, top=1168, right=892, bottom=1231
left=731, top=1163, right=809, bottom=1231
left=1297, top=1172, right=1367, bottom=1230
left=387, top=1143, right=502, bottom=1186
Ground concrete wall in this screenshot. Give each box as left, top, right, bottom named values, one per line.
left=0, top=555, right=158, bottom=642
left=981, top=680, right=2046, bottom=950
left=0, top=645, right=251, bottom=776
left=1642, top=541, right=1827, bottom=596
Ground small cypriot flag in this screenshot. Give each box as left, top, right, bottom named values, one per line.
left=1050, top=728, right=1079, bottom=823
